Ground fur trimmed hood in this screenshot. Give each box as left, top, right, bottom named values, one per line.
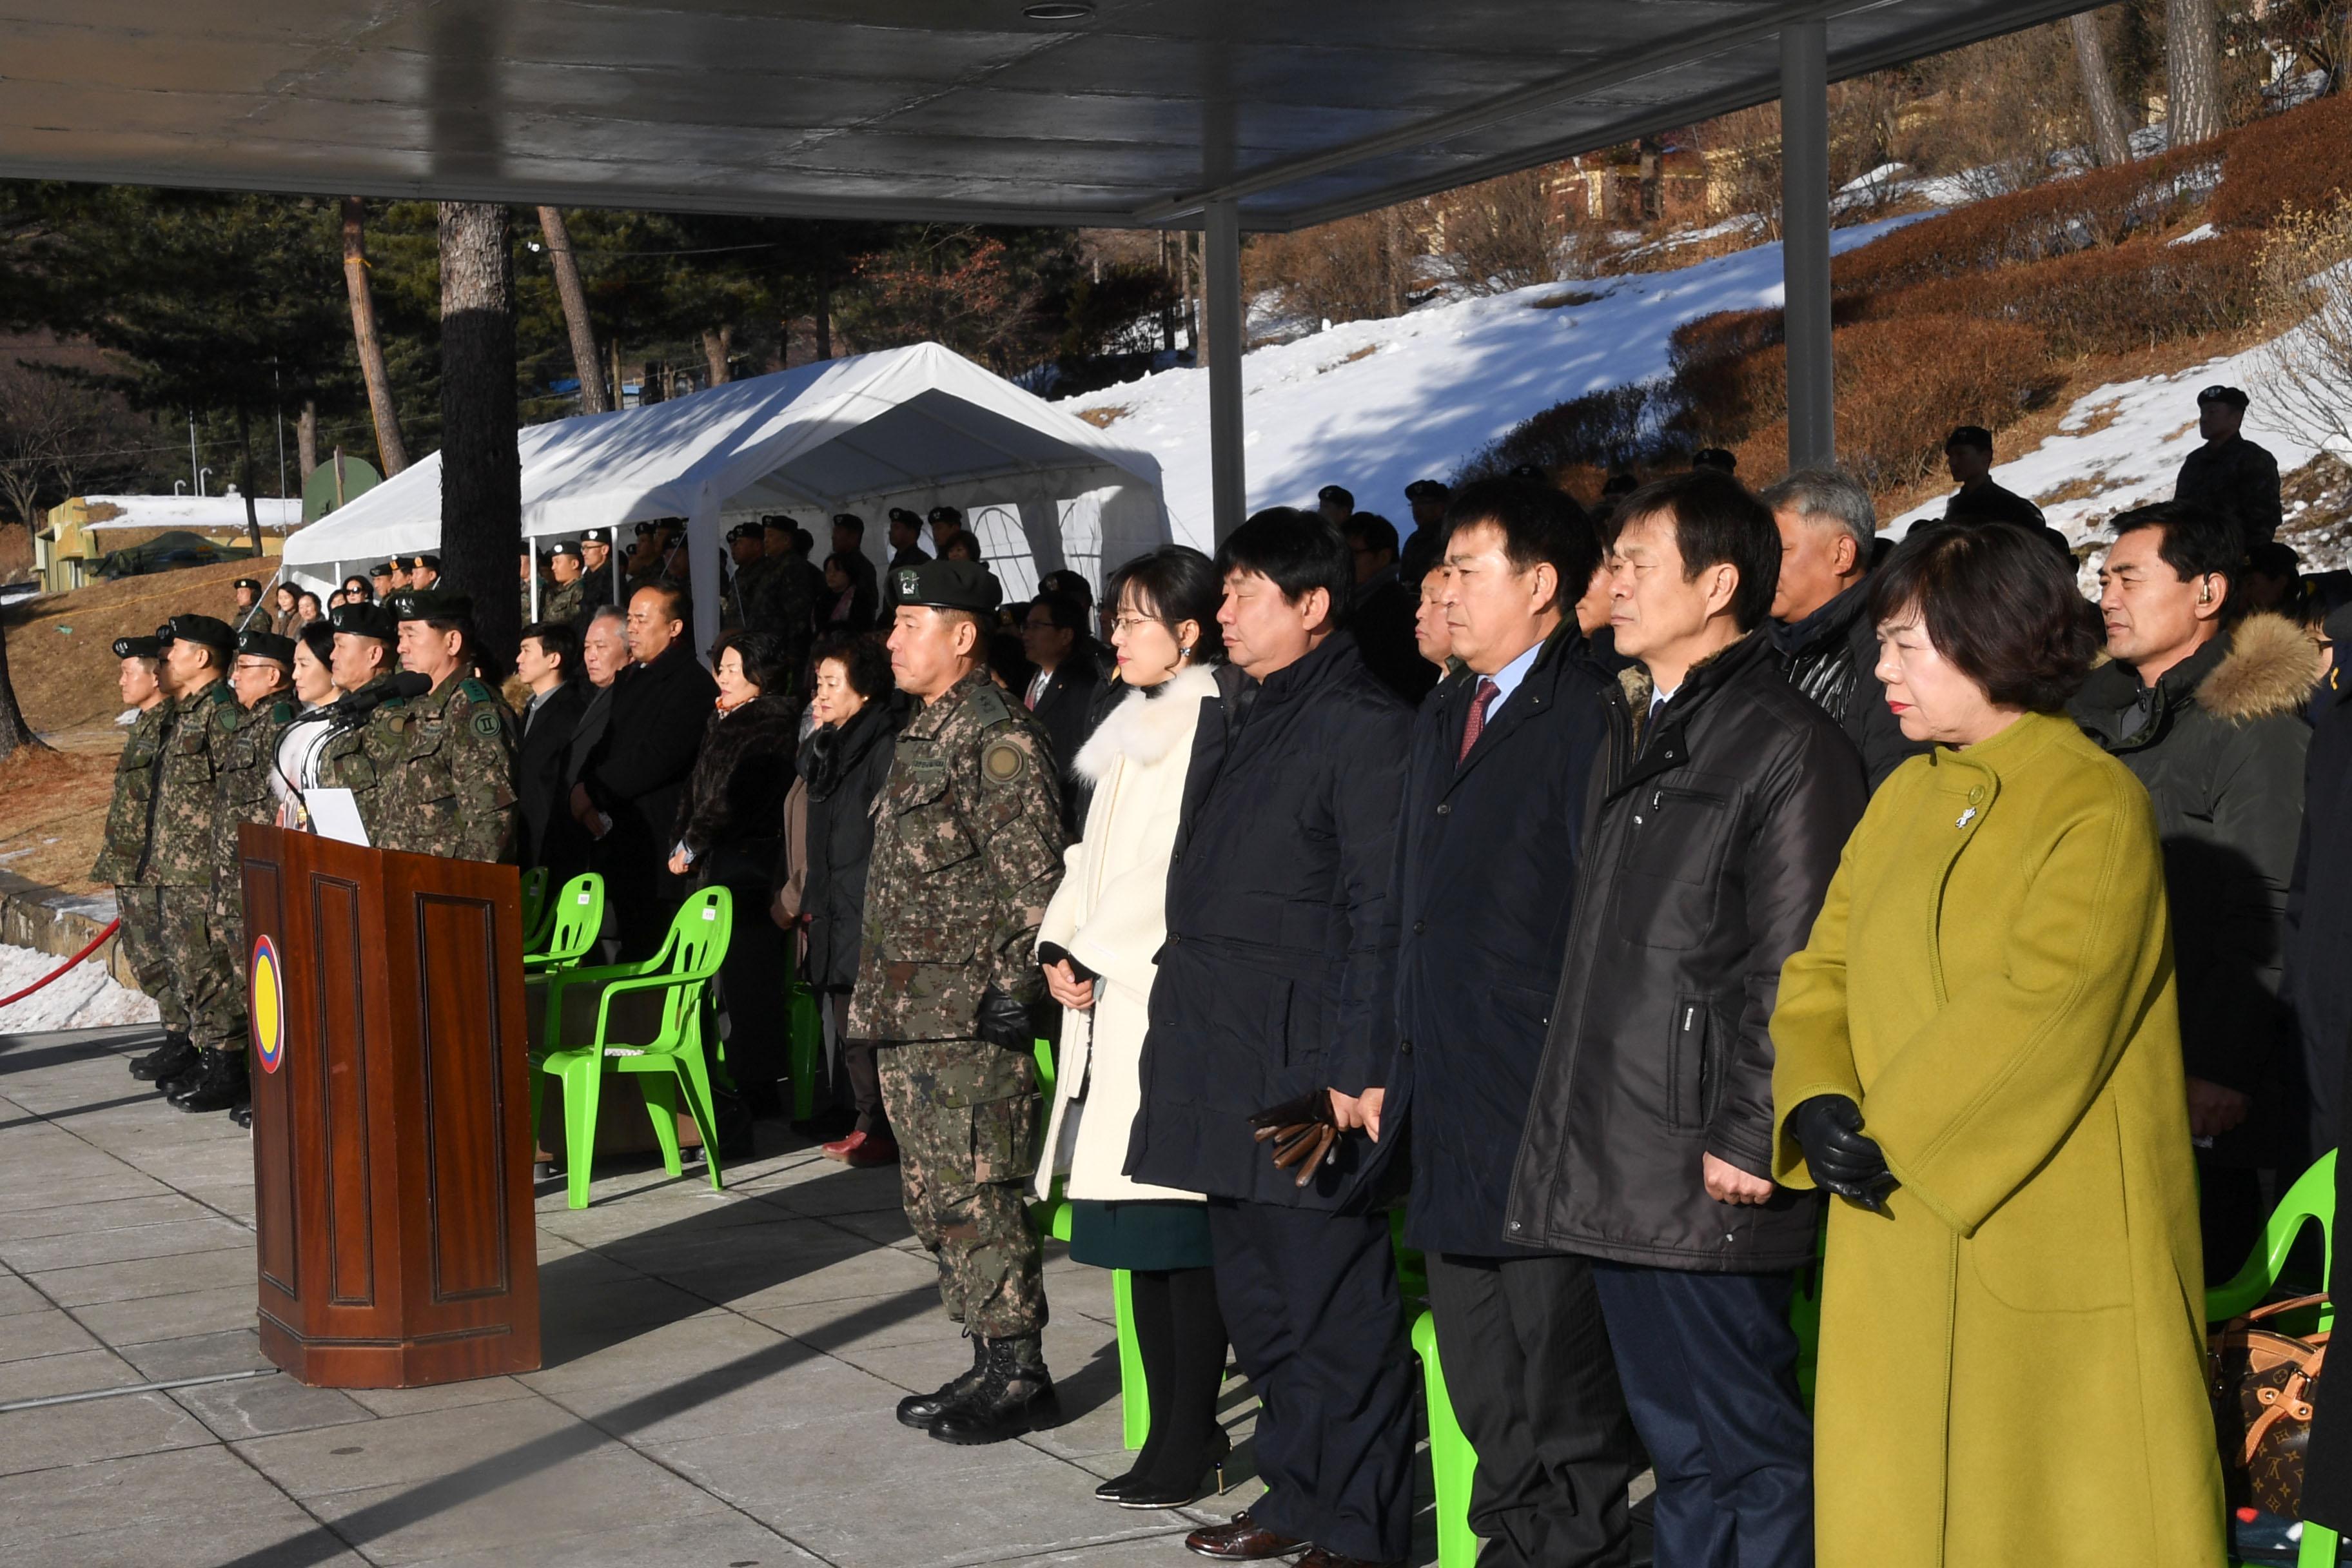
left=2197, top=612, right=2323, bottom=725
left=1072, top=663, right=1220, bottom=785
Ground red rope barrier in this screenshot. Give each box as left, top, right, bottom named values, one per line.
left=0, top=919, right=123, bottom=1009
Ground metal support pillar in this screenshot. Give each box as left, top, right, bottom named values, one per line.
left=1204, top=199, right=1247, bottom=544
left=1780, top=19, right=1835, bottom=471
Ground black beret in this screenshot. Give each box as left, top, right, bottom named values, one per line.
left=234, top=577, right=262, bottom=593
left=927, top=504, right=963, bottom=525
left=157, top=613, right=236, bottom=659
left=329, top=602, right=396, bottom=640
left=1317, top=484, right=1355, bottom=507
left=578, top=527, right=611, bottom=545
left=409, top=554, right=440, bottom=572
left=890, top=558, right=1001, bottom=614
left=389, top=589, right=473, bottom=622
left=1403, top=480, right=1449, bottom=502
left=236, top=629, right=296, bottom=666
left=725, top=522, right=760, bottom=544
left=1692, top=447, right=1738, bottom=473
left=831, top=512, right=865, bottom=529
left=761, top=514, right=796, bottom=533
left=1945, top=425, right=1994, bottom=451
left=113, top=635, right=162, bottom=660
left=888, top=506, right=922, bottom=526
left=369, top=561, right=396, bottom=576
left=548, top=540, right=583, bottom=560
left=2198, top=384, right=2250, bottom=410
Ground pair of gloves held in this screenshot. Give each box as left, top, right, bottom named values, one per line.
left=1787, top=1094, right=1898, bottom=1211
left=991, top=987, right=1898, bottom=1212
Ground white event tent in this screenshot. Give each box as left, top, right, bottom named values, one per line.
left=282, top=342, right=1174, bottom=652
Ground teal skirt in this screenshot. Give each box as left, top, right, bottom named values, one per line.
left=1066, top=1199, right=1214, bottom=1273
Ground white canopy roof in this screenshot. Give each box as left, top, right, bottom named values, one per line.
left=284, top=342, right=1172, bottom=650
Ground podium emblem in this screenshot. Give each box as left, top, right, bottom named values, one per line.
left=251, top=935, right=286, bottom=1074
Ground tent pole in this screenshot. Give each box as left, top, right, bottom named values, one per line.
left=1781, top=19, right=1834, bottom=470
left=1204, top=199, right=1246, bottom=545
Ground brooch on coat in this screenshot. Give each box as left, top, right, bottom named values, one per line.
left=1956, top=807, right=1977, bottom=829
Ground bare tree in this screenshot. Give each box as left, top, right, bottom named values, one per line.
left=536, top=206, right=609, bottom=414
left=2072, top=12, right=2135, bottom=166
left=0, top=618, right=41, bottom=760
left=2256, top=195, right=2352, bottom=457
left=701, top=326, right=733, bottom=386
left=2167, top=0, right=2226, bottom=146
left=342, top=197, right=408, bottom=475
left=437, top=202, right=521, bottom=662
left=296, top=400, right=318, bottom=480
left=1436, top=168, right=1565, bottom=295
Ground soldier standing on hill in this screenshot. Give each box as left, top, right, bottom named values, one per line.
left=143, top=614, right=248, bottom=1113
left=103, top=636, right=191, bottom=1088
left=852, top=558, right=1068, bottom=1447
left=176, top=629, right=299, bottom=1120
left=2176, top=384, right=2284, bottom=550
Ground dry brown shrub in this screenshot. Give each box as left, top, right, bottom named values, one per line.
left=1244, top=208, right=1423, bottom=328
left=1453, top=385, right=1665, bottom=481
left=1433, top=168, right=1574, bottom=295
left=2211, top=88, right=2352, bottom=230
left=1711, top=317, right=2057, bottom=495
left=1857, top=231, right=2261, bottom=355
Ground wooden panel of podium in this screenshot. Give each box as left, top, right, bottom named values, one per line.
left=238, top=823, right=541, bottom=1387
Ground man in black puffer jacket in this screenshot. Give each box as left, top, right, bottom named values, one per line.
left=1128, top=509, right=1417, bottom=1568
left=1506, top=471, right=1867, bottom=1568
left=1760, top=468, right=1926, bottom=790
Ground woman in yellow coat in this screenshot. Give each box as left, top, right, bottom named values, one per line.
left=1771, top=523, right=2224, bottom=1568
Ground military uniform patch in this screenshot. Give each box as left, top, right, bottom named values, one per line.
left=458, top=678, right=493, bottom=704
left=963, top=681, right=1011, bottom=727
left=981, top=737, right=1028, bottom=784
left=472, top=711, right=500, bottom=737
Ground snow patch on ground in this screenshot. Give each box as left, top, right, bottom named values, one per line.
left=1886, top=344, right=2323, bottom=550
left=0, top=941, right=160, bottom=1034
left=1073, top=213, right=1932, bottom=546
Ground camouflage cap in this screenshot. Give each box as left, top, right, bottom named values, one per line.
left=155, top=613, right=235, bottom=660
left=389, top=588, right=474, bottom=622
left=112, top=634, right=162, bottom=660
left=236, top=629, right=297, bottom=667
left=329, top=601, right=396, bottom=640
left=891, top=558, right=1001, bottom=614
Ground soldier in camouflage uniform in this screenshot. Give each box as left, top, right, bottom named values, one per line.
left=143, top=615, right=249, bottom=1110
left=99, top=636, right=193, bottom=1086
left=757, top=515, right=816, bottom=681
left=722, top=522, right=769, bottom=632
left=377, top=590, right=520, bottom=861
left=164, top=630, right=302, bottom=1118
left=542, top=540, right=589, bottom=629
left=850, top=558, right=1068, bottom=1446
left=317, top=600, right=409, bottom=832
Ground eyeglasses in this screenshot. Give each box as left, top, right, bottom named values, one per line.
left=1110, top=614, right=1166, bottom=633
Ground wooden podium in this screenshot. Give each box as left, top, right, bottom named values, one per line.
left=238, top=823, right=542, bottom=1387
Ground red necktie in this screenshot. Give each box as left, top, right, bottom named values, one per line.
left=1457, top=677, right=1498, bottom=767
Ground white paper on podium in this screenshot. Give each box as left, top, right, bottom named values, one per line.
left=306, top=789, right=371, bottom=847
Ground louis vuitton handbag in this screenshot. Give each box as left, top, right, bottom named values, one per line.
left=2211, top=1293, right=2331, bottom=1517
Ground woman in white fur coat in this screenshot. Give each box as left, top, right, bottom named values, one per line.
left=1033, top=545, right=1235, bottom=1511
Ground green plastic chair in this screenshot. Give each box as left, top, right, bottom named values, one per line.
left=530, top=887, right=734, bottom=1210
left=2208, top=1151, right=2338, bottom=1568
left=524, top=872, right=605, bottom=974
left=787, top=970, right=824, bottom=1121
left=519, top=866, right=550, bottom=946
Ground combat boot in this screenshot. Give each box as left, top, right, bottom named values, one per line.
left=896, top=1333, right=988, bottom=1429
left=156, top=1049, right=207, bottom=1097
left=170, top=1050, right=249, bottom=1113
left=927, top=1336, right=1061, bottom=1446
left=131, top=1032, right=197, bottom=1084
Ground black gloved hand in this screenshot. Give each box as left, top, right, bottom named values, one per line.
left=1787, top=1094, right=1896, bottom=1210
left=975, top=986, right=1034, bottom=1052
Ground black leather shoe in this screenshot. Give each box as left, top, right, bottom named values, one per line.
left=228, top=1100, right=253, bottom=1130
left=170, top=1050, right=248, bottom=1113
left=927, top=1337, right=1062, bottom=1445
left=1184, top=1512, right=1307, bottom=1561
left=130, top=1034, right=197, bottom=1083
left=896, top=1336, right=987, bottom=1429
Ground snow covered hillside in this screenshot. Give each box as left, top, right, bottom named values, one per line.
left=1887, top=347, right=2326, bottom=554
left=1071, top=215, right=1927, bottom=546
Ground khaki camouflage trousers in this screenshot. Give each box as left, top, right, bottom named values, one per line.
left=112, top=886, right=186, bottom=1035
left=876, top=1037, right=1047, bottom=1340
left=156, top=886, right=245, bottom=1055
